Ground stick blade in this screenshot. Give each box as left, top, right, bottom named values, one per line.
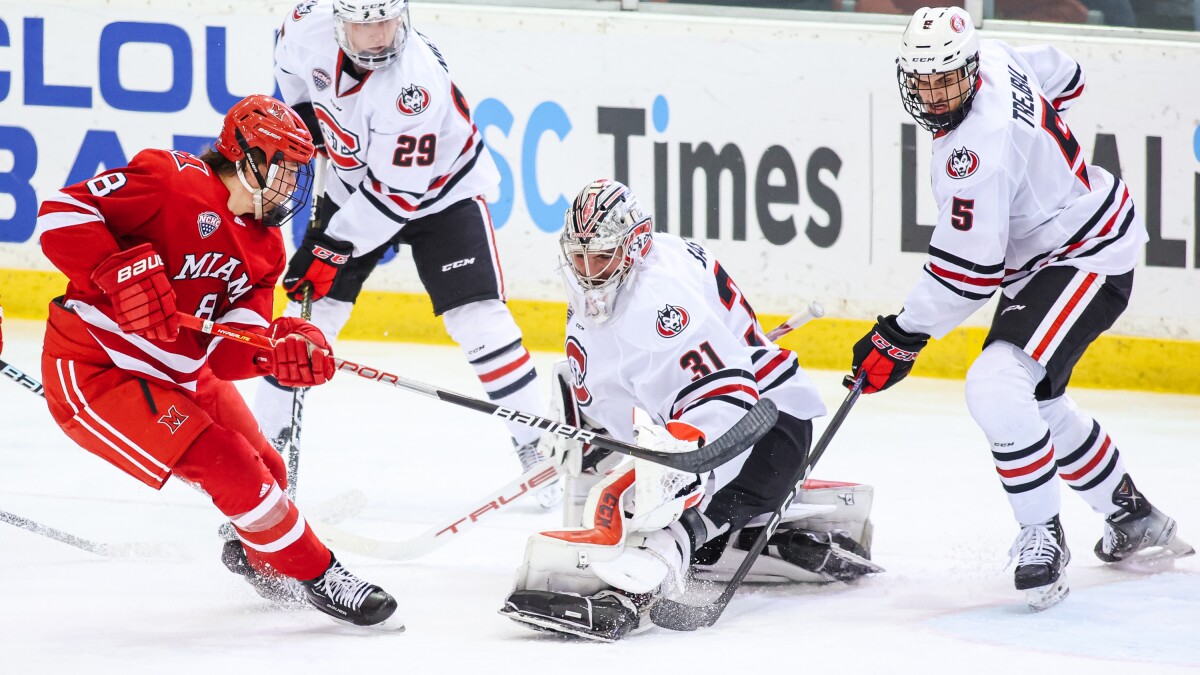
left=649, top=597, right=723, bottom=631
left=672, top=397, right=778, bottom=473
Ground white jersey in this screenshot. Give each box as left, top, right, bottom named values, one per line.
left=565, top=233, right=825, bottom=446
left=275, top=0, right=499, bottom=256
left=897, top=41, right=1148, bottom=339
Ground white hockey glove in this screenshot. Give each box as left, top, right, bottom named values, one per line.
left=630, top=422, right=704, bottom=532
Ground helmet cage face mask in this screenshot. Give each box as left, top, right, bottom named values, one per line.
left=897, top=58, right=980, bottom=133
left=334, top=0, right=410, bottom=71
left=559, top=180, right=653, bottom=322
left=236, top=144, right=314, bottom=228
left=217, top=95, right=316, bottom=228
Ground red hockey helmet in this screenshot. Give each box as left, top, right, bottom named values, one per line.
left=215, top=95, right=316, bottom=227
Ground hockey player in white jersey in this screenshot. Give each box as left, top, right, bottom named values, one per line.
left=849, top=6, right=1192, bottom=611
left=258, top=0, right=559, bottom=507
left=499, top=180, right=882, bottom=641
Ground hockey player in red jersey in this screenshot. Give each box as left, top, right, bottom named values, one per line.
left=849, top=7, right=1192, bottom=611
left=36, top=94, right=402, bottom=631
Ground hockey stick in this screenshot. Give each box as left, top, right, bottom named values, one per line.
left=283, top=155, right=328, bottom=499
left=0, top=509, right=179, bottom=559
left=650, top=374, right=865, bottom=631
left=1, top=358, right=46, bottom=397
left=312, top=460, right=562, bottom=561
left=765, top=301, right=825, bottom=341
left=177, top=313, right=778, bottom=473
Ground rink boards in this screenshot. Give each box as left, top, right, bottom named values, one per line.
left=0, top=1, right=1197, bottom=392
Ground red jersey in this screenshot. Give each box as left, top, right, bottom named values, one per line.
left=38, top=149, right=285, bottom=391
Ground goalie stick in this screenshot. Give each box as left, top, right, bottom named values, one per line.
left=177, top=313, right=779, bottom=474
left=312, top=460, right=562, bottom=561
left=765, top=301, right=825, bottom=341
left=650, top=374, right=865, bottom=631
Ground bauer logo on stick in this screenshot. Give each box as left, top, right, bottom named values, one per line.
left=656, top=304, right=690, bottom=338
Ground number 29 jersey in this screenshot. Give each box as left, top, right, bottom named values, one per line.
left=898, top=41, right=1148, bottom=339
left=563, top=233, right=825, bottom=445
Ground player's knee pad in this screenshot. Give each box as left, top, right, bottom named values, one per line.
left=965, top=342, right=1045, bottom=439
left=442, top=299, right=522, bottom=356
left=283, top=297, right=353, bottom=343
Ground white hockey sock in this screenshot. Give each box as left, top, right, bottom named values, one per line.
left=443, top=300, right=544, bottom=446
left=1041, top=396, right=1127, bottom=517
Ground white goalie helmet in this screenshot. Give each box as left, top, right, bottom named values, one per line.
left=559, top=179, right=654, bottom=323
left=333, top=0, right=410, bottom=71
left=897, top=6, right=980, bottom=133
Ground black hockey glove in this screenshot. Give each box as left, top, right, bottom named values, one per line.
left=282, top=230, right=354, bottom=302
left=847, top=314, right=929, bottom=394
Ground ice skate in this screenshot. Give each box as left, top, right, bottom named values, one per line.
left=302, top=556, right=403, bottom=631
left=514, top=438, right=563, bottom=510
left=1010, top=515, right=1070, bottom=611
left=500, top=588, right=652, bottom=642
left=1096, top=504, right=1194, bottom=571
left=221, top=538, right=307, bottom=606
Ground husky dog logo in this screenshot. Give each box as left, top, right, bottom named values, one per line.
left=656, top=304, right=690, bottom=338
left=946, top=147, right=980, bottom=179
left=292, top=0, right=317, bottom=21
left=564, top=336, right=592, bottom=406
left=312, top=68, right=332, bottom=91
left=397, top=84, right=431, bottom=115
left=197, top=211, right=222, bottom=239
left=157, top=406, right=189, bottom=435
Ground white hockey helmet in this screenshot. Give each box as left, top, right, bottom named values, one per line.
left=897, top=6, right=980, bottom=133
left=333, top=0, right=410, bottom=71
left=559, top=179, right=654, bottom=323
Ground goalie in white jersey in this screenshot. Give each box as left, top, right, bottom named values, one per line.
left=499, top=179, right=882, bottom=641
left=256, top=0, right=556, bottom=506
left=849, top=6, right=1192, bottom=611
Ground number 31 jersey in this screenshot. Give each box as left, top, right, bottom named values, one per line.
left=898, top=41, right=1148, bottom=338
left=563, top=233, right=825, bottom=445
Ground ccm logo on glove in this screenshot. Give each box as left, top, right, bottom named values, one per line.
left=115, top=254, right=163, bottom=283
left=312, top=246, right=349, bottom=265
left=869, top=333, right=919, bottom=361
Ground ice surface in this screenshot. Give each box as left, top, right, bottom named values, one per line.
left=1, top=318, right=1196, bottom=673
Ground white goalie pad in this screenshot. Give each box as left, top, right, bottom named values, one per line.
left=696, top=479, right=877, bottom=584
left=513, top=466, right=637, bottom=596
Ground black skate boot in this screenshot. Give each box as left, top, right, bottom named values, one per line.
left=1010, top=515, right=1070, bottom=611
left=221, top=538, right=307, bottom=606
left=500, top=589, right=652, bottom=642
left=1095, top=475, right=1194, bottom=569
left=765, top=529, right=885, bottom=582
left=302, top=555, right=403, bottom=631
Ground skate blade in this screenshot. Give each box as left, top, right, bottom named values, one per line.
left=1023, top=575, right=1070, bottom=612
left=498, top=606, right=615, bottom=643
left=1109, top=539, right=1196, bottom=573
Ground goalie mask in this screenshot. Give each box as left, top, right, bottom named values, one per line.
left=896, top=6, right=980, bottom=133
left=334, top=0, right=410, bottom=71
left=215, top=94, right=316, bottom=228
left=560, top=179, right=654, bottom=323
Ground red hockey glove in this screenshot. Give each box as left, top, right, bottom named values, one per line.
left=261, top=317, right=335, bottom=387
left=91, top=243, right=179, bottom=342
left=282, top=230, right=353, bottom=302
left=847, top=314, right=929, bottom=394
